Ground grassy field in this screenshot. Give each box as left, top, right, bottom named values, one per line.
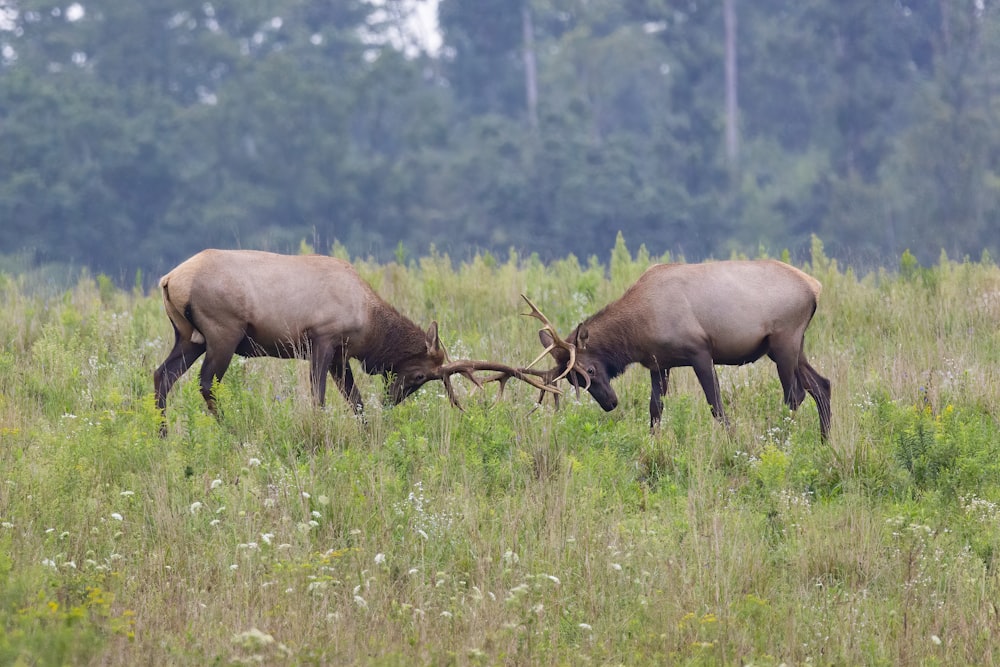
left=1, top=236, right=999, bottom=665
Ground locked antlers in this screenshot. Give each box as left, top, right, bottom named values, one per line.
left=520, top=294, right=590, bottom=392
left=433, top=359, right=560, bottom=410
left=427, top=294, right=588, bottom=411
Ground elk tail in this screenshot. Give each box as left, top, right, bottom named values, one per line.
left=160, top=276, right=206, bottom=345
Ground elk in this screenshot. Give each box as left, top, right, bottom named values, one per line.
left=154, top=249, right=554, bottom=434
left=523, top=259, right=832, bottom=439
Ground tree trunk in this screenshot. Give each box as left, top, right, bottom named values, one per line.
left=522, top=4, right=539, bottom=130
left=724, top=0, right=739, bottom=168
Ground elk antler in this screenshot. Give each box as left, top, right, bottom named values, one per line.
left=519, top=294, right=590, bottom=390
left=435, top=359, right=562, bottom=410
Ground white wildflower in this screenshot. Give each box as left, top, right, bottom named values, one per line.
left=354, top=595, right=368, bottom=609
left=261, top=533, right=273, bottom=545
left=248, top=457, right=261, bottom=467
left=111, top=513, right=123, bottom=521
left=211, top=479, right=223, bottom=490
left=232, top=628, right=274, bottom=648
left=374, top=553, right=386, bottom=565
left=189, top=501, right=203, bottom=514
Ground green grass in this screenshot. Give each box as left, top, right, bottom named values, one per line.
left=1, top=238, right=1000, bottom=664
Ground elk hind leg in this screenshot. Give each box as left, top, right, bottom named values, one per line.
left=771, top=357, right=806, bottom=412
left=797, top=359, right=832, bottom=440
left=199, top=337, right=241, bottom=416
left=154, top=329, right=206, bottom=434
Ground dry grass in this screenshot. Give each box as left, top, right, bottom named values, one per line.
left=0, top=240, right=999, bottom=665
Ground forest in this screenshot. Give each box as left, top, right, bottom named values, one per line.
left=2, top=0, right=1000, bottom=282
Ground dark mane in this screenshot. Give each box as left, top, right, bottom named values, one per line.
left=360, top=301, right=432, bottom=374
left=577, top=307, right=643, bottom=379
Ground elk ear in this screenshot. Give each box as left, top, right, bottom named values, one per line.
left=425, top=321, right=441, bottom=354
left=538, top=329, right=571, bottom=364
left=577, top=325, right=589, bottom=350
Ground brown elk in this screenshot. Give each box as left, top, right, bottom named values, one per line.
left=154, top=249, right=554, bottom=434
left=523, top=259, right=832, bottom=439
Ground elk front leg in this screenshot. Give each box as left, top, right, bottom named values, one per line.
left=309, top=340, right=336, bottom=406
left=330, top=349, right=364, bottom=415
left=649, top=367, right=667, bottom=430
left=691, top=353, right=728, bottom=427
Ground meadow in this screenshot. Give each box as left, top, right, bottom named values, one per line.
left=1, top=236, right=999, bottom=665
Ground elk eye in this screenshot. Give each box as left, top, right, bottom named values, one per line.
left=586, top=367, right=596, bottom=376
left=414, top=373, right=426, bottom=383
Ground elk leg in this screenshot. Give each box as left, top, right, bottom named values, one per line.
left=768, top=347, right=806, bottom=411
left=309, top=340, right=336, bottom=406
left=154, top=330, right=206, bottom=434
left=649, top=368, right=666, bottom=430
left=797, top=359, right=832, bottom=440
left=330, top=349, right=364, bottom=414
left=692, top=353, right=727, bottom=426
left=199, top=338, right=240, bottom=416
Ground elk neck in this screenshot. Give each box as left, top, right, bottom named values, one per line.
left=358, top=302, right=430, bottom=374
left=577, top=306, right=644, bottom=380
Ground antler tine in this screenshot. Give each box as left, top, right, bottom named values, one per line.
left=520, top=294, right=579, bottom=383
left=520, top=295, right=573, bottom=349
left=440, top=373, right=465, bottom=411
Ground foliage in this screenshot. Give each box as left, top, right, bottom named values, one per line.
left=2, top=1, right=999, bottom=282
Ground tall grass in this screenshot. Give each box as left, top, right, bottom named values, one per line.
left=1, top=237, right=999, bottom=665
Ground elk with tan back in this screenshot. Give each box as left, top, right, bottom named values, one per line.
left=154, top=249, right=554, bottom=434
left=522, top=259, right=832, bottom=439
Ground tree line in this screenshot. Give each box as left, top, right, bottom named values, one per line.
left=1, top=0, right=998, bottom=282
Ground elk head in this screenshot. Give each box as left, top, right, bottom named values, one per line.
left=383, top=322, right=449, bottom=404
left=521, top=295, right=619, bottom=412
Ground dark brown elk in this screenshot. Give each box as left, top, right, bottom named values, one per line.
left=154, top=249, right=554, bottom=434
left=523, top=259, right=832, bottom=439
